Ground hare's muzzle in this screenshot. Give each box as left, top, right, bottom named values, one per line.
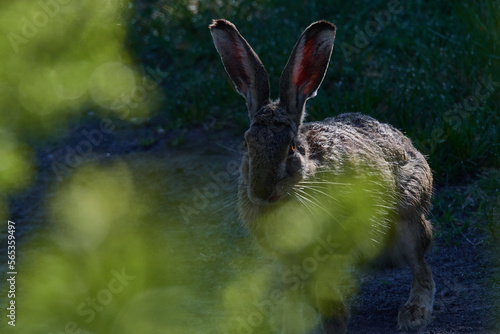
left=247, top=170, right=287, bottom=205
left=248, top=180, right=275, bottom=204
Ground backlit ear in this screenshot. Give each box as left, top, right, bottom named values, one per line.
left=279, top=21, right=336, bottom=125
left=210, top=19, right=270, bottom=120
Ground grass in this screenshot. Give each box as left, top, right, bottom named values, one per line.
left=432, top=168, right=499, bottom=245
left=126, top=0, right=499, bottom=185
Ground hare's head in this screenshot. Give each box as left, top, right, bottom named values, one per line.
left=210, top=20, right=336, bottom=206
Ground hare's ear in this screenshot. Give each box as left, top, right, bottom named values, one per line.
left=210, top=19, right=270, bottom=120
left=279, top=21, right=336, bottom=125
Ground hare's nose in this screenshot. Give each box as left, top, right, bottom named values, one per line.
left=248, top=190, right=280, bottom=205
left=248, top=180, right=277, bottom=205
left=251, top=186, right=273, bottom=202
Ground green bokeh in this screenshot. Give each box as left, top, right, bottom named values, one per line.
left=0, top=0, right=498, bottom=332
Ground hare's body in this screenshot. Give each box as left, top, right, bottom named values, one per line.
left=211, top=20, right=434, bottom=333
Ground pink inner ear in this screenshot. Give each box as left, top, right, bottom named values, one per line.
left=293, top=37, right=322, bottom=97
left=225, top=33, right=250, bottom=95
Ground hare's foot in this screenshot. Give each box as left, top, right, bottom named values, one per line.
left=397, top=217, right=435, bottom=331
left=398, top=256, right=434, bottom=331
left=398, top=303, right=432, bottom=330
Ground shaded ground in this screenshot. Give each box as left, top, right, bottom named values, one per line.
left=2, top=117, right=499, bottom=333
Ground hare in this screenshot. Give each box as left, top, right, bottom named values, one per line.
left=210, top=19, right=434, bottom=333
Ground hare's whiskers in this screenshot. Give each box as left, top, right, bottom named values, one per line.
left=212, top=197, right=239, bottom=214
left=216, top=143, right=240, bottom=153
left=293, top=187, right=346, bottom=227
left=293, top=188, right=332, bottom=216
left=297, top=183, right=341, bottom=204
left=299, top=180, right=352, bottom=187
left=291, top=190, right=318, bottom=217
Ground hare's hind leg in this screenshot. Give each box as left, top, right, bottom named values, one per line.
left=397, top=214, right=435, bottom=330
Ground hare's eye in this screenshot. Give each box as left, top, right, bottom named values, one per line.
left=289, top=141, right=296, bottom=154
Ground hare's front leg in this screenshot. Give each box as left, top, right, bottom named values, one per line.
left=397, top=216, right=435, bottom=330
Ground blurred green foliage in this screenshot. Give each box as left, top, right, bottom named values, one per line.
left=3, top=160, right=393, bottom=333
left=0, top=0, right=499, bottom=332
left=0, top=0, right=156, bottom=134
left=0, top=0, right=163, bottom=218
left=9, top=161, right=203, bottom=333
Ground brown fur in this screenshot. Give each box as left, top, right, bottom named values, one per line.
left=210, top=19, right=434, bottom=333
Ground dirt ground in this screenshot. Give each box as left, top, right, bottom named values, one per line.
left=4, top=118, right=500, bottom=333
